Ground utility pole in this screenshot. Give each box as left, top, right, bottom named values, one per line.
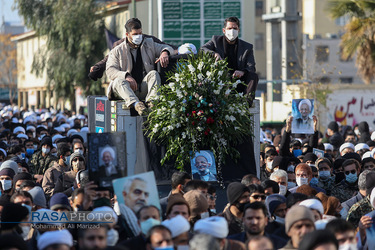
left=262, top=0, right=301, bottom=102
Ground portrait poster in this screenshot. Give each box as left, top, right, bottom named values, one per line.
left=88, top=132, right=127, bottom=188
left=190, top=150, right=217, bottom=182
left=291, top=99, right=315, bottom=135
left=313, top=148, right=324, bottom=159
left=112, top=171, right=161, bottom=215
left=366, top=210, right=375, bottom=249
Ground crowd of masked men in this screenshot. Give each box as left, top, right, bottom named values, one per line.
left=0, top=105, right=375, bottom=250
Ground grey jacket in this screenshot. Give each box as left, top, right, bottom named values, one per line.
left=201, top=35, right=256, bottom=73
left=105, top=37, right=175, bottom=99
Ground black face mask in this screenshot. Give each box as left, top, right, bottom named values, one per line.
left=235, top=202, right=249, bottom=213
left=93, top=197, right=111, bottom=208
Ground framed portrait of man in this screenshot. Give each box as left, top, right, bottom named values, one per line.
left=190, top=150, right=217, bottom=182
left=88, top=132, right=127, bottom=188
left=291, top=99, right=314, bottom=134
left=112, top=171, right=161, bottom=216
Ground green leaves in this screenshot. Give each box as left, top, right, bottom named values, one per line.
left=327, top=0, right=375, bottom=84
left=146, top=52, right=254, bottom=170
left=15, top=0, right=106, bottom=102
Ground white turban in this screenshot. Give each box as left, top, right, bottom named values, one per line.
left=13, top=126, right=26, bottom=134
left=37, top=229, right=73, bottom=250
left=101, top=146, right=116, bottom=160
left=339, top=142, right=355, bottom=154
left=194, top=216, right=229, bottom=238
left=355, top=143, right=370, bottom=152
left=178, top=43, right=197, bottom=55
left=298, top=99, right=312, bottom=111
left=323, top=143, right=333, bottom=151
left=193, top=151, right=213, bottom=166
left=300, top=199, right=324, bottom=215
left=162, top=215, right=190, bottom=238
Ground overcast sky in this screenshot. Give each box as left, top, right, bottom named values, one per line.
left=1, top=0, right=22, bottom=24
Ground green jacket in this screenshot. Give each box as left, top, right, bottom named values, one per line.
left=29, top=150, right=58, bottom=175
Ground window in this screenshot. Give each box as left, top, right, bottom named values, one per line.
left=335, top=15, right=349, bottom=26
left=319, top=77, right=331, bottom=83
left=255, top=33, right=264, bottom=50
left=256, top=1, right=264, bottom=16
left=340, top=77, right=353, bottom=83
left=315, top=46, right=329, bottom=62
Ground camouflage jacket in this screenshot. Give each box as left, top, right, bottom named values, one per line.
left=347, top=196, right=374, bottom=228
left=317, top=176, right=336, bottom=195
left=331, top=180, right=358, bottom=203
left=29, top=150, right=58, bottom=175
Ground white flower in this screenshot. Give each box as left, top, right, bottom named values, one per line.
left=233, top=80, right=241, bottom=88
left=162, top=107, right=167, bottom=111
left=225, top=115, right=230, bottom=121
left=155, top=123, right=159, bottom=128
left=213, top=90, right=220, bottom=95
left=230, top=115, right=236, bottom=122
left=235, top=127, right=239, bottom=130
left=169, top=101, right=175, bottom=106
left=198, top=62, right=204, bottom=70
left=198, top=73, right=204, bottom=80
left=197, top=126, right=203, bottom=131
left=225, top=89, right=231, bottom=95
left=163, top=127, right=167, bottom=132
left=182, top=132, right=186, bottom=138
left=192, top=139, right=196, bottom=143
left=176, top=90, right=183, bottom=99
left=188, top=64, right=195, bottom=72
left=168, top=125, right=173, bottom=130
left=185, top=118, right=189, bottom=122
left=220, top=138, right=227, bottom=146
left=187, top=82, right=192, bottom=88
left=206, top=71, right=212, bottom=77
left=176, top=123, right=181, bottom=128
left=218, top=71, right=223, bottom=76
left=169, top=82, right=175, bottom=89
left=175, top=73, right=179, bottom=78
left=152, top=128, right=158, bottom=133
left=238, top=92, right=244, bottom=97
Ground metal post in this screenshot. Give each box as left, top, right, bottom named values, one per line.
left=250, top=99, right=261, bottom=178
left=132, top=0, right=136, bottom=17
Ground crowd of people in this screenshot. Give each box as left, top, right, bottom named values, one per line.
left=0, top=103, right=375, bottom=250
left=1, top=14, right=375, bottom=250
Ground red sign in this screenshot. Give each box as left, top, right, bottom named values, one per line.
left=96, top=101, right=104, bottom=112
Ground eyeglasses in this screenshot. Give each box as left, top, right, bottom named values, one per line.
left=345, top=170, right=356, bottom=175
left=73, top=158, right=84, bottom=162
left=251, top=194, right=266, bottom=200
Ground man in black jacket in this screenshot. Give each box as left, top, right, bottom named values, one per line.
left=327, top=121, right=344, bottom=149
left=201, top=16, right=258, bottom=105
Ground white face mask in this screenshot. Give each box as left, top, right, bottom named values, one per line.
left=267, top=161, right=274, bottom=170
left=75, top=149, right=84, bottom=155
left=0, top=179, right=12, bottom=190
left=107, top=228, right=119, bottom=246
left=274, top=216, right=285, bottom=224
left=287, top=182, right=297, bottom=189
left=21, top=225, right=31, bottom=240
left=201, top=211, right=210, bottom=219
left=339, top=243, right=357, bottom=250
left=42, top=147, right=50, bottom=154
left=279, top=184, right=287, bottom=196
left=296, top=177, right=309, bottom=187
left=225, top=29, right=239, bottom=41
left=132, top=34, right=143, bottom=45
